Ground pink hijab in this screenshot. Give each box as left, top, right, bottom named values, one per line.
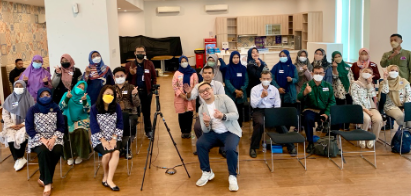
left=357, top=48, right=370, bottom=69
left=61, top=54, right=76, bottom=89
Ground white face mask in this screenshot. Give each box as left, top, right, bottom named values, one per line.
left=14, top=88, right=24, bottom=95
left=389, top=71, right=399, bottom=79
left=313, top=74, right=324, bottom=82
left=362, top=72, right=372, bottom=79
left=181, top=62, right=189, bottom=68
left=92, top=57, right=101, bottom=64
left=115, top=77, right=125, bottom=84
left=261, top=80, right=271, bottom=86
left=299, top=56, right=307, bottom=62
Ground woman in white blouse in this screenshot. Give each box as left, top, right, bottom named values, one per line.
left=350, top=68, right=382, bottom=149
left=378, top=65, right=411, bottom=128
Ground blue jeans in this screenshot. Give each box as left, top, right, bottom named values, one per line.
left=196, top=131, right=240, bottom=176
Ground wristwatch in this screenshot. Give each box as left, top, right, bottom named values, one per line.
left=222, top=114, right=227, bottom=121
left=112, top=136, right=118, bottom=140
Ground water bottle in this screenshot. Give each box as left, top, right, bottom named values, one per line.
left=262, top=142, right=267, bottom=153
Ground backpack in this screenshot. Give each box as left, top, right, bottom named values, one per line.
left=391, top=128, right=411, bottom=153
left=314, top=136, right=339, bottom=157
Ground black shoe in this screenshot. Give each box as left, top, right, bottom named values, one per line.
left=181, top=133, right=190, bottom=139
left=249, top=149, right=257, bottom=158
left=316, top=125, right=323, bottom=132
left=102, top=181, right=109, bottom=187
left=145, top=132, right=152, bottom=139
left=109, top=185, right=120, bottom=191
left=193, top=151, right=198, bottom=155
left=289, top=148, right=297, bottom=157
left=306, top=143, right=314, bottom=154
left=219, top=147, right=226, bottom=158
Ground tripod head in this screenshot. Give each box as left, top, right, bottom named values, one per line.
left=152, top=84, right=160, bottom=95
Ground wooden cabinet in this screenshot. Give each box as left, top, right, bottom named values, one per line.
left=255, top=16, right=265, bottom=36
left=280, top=15, right=289, bottom=35
left=293, top=13, right=303, bottom=31
left=308, top=12, right=323, bottom=42
left=237, top=16, right=257, bottom=35
left=215, top=17, right=227, bottom=34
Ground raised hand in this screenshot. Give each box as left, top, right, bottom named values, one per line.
left=23, top=74, right=28, bottom=82
left=261, top=89, right=268, bottom=98
left=183, top=83, right=192, bottom=94
left=67, top=90, right=72, bottom=99
left=54, top=66, right=61, bottom=74
left=42, top=76, right=48, bottom=83
left=132, top=87, right=138, bottom=95
left=81, top=93, right=88, bottom=100
left=85, top=66, right=91, bottom=75
left=213, top=109, right=224, bottom=119
left=203, top=112, right=211, bottom=125
left=304, top=85, right=312, bottom=96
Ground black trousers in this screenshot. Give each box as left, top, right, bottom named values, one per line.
left=179, top=111, right=193, bottom=134
left=235, top=103, right=244, bottom=127
left=33, top=144, right=63, bottom=185
left=138, top=89, right=153, bottom=134
left=333, top=94, right=353, bottom=130
left=251, top=109, right=294, bottom=150
left=8, top=140, right=28, bottom=161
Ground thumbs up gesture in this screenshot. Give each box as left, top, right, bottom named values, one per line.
left=42, top=76, right=48, bottom=83
left=67, top=90, right=72, bottom=99
left=81, top=93, right=88, bottom=100
left=132, top=87, right=138, bottom=95
left=54, top=66, right=62, bottom=74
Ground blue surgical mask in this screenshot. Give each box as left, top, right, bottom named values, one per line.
left=280, top=57, right=288, bottom=63
left=38, top=96, right=51, bottom=104
left=32, top=62, right=42, bottom=69
left=74, top=87, right=84, bottom=95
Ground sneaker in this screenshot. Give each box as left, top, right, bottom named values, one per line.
left=15, top=158, right=27, bottom=171
left=67, top=158, right=74, bottom=166
left=366, top=140, right=374, bottom=149
left=14, top=159, right=19, bottom=170
left=359, top=140, right=366, bottom=148
left=228, top=175, right=239, bottom=192
left=196, top=170, right=215, bottom=187
left=75, top=157, right=83, bottom=165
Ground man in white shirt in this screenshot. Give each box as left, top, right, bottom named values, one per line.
left=249, top=71, right=296, bottom=158
left=184, top=66, right=225, bottom=155
left=195, top=82, right=241, bottom=192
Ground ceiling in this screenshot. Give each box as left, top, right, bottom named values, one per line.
left=4, top=0, right=142, bottom=12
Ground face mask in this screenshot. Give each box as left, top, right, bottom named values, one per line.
left=102, top=94, right=114, bottom=104
left=38, top=96, right=51, bottom=104
left=14, top=88, right=24, bottom=95
left=181, top=62, right=189, bottom=68
left=389, top=71, right=399, bottom=79
left=136, top=54, right=145, bottom=60
left=115, top=77, right=125, bottom=84
left=261, top=80, right=271, bottom=86
left=280, top=57, right=288, bottom=63
left=299, top=56, right=307, bottom=62
left=207, top=61, right=215, bottom=67
left=362, top=73, right=372, bottom=79
left=360, top=55, right=368, bottom=61
left=334, top=57, right=342, bottom=64
left=32, top=62, right=42, bottom=69
left=61, top=62, right=71, bottom=68
left=74, top=87, right=84, bottom=95
left=92, top=57, right=101, bottom=64
left=391, top=41, right=400, bottom=49
left=313, top=74, right=324, bottom=82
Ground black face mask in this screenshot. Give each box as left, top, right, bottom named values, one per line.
left=61, top=62, right=71, bottom=68
left=136, top=54, right=145, bottom=60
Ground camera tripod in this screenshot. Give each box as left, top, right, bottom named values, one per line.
left=140, top=85, right=190, bottom=191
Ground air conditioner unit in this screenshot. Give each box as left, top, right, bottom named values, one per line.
left=205, top=4, right=228, bottom=12
left=157, top=6, right=180, bottom=13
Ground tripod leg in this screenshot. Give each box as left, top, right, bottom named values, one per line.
left=148, top=112, right=159, bottom=169
left=140, top=135, right=153, bottom=191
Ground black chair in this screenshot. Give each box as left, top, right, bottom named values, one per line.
left=377, top=79, right=396, bottom=147
left=263, top=107, right=306, bottom=172
left=328, top=105, right=377, bottom=169
left=0, top=118, right=12, bottom=163
left=399, top=102, right=411, bottom=161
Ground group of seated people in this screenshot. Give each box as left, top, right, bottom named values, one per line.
left=1, top=33, right=411, bottom=194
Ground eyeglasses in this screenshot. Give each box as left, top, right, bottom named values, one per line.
left=199, top=87, right=211, bottom=94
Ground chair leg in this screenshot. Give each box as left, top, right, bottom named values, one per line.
left=61, top=132, right=75, bottom=178
left=329, top=135, right=344, bottom=170
left=0, top=153, right=11, bottom=163
left=270, top=139, right=274, bottom=173
left=93, top=151, right=101, bottom=178
left=26, top=152, right=39, bottom=180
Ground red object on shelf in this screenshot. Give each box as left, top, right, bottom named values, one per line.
left=194, top=49, right=205, bottom=69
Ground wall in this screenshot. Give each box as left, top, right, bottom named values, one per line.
left=118, top=11, right=145, bottom=36
left=45, top=0, right=121, bottom=74
left=0, top=1, right=48, bottom=65
left=397, top=0, right=411, bottom=50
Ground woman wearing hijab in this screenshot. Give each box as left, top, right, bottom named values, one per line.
left=271, top=50, right=298, bottom=107
left=225, top=51, right=249, bottom=127
left=331, top=51, right=354, bottom=130
left=25, top=88, right=65, bottom=196
left=351, top=48, right=381, bottom=81
left=59, top=81, right=92, bottom=165
left=83, top=51, right=115, bottom=105
left=247, top=47, right=269, bottom=96
left=172, top=56, right=199, bottom=138
left=200, top=54, right=224, bottom=83
left=312, top=48, right=333, bottom=84
left=0, top=80, right=35, bottom=171
left=295, top=49, right=313, bottom=93
left=90, top=85, right=123, bottom=191
left=379, top=65, right=411, bottom=128
left=19, top=55, right=52, bottom=101
left=350, top=68, right=382, bottom=149
left=52, top=54, right=83, bottom=104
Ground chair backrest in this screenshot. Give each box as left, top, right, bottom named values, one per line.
left=330, top=105, right=363, bottom=125
left=264, top=107, right=298, bottom=128
left=404, top=102, right=411, bottom=122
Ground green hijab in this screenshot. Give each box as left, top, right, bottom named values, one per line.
left=332, top=51, right=351, bottom=92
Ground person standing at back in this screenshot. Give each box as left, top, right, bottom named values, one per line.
left=125, top=46, right=157, bottom=138
left=9, top=59, right=25, bottom=87
left=381, top=34, right=411, bottom=82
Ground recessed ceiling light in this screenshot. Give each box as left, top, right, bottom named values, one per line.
left=118, top=8, right=121, bottom=9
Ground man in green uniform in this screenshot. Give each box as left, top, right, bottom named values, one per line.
left=380, top=33, right=411, bottom=82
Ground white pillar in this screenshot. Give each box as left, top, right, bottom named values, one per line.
left=45, top=0, right=120, bottom=74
